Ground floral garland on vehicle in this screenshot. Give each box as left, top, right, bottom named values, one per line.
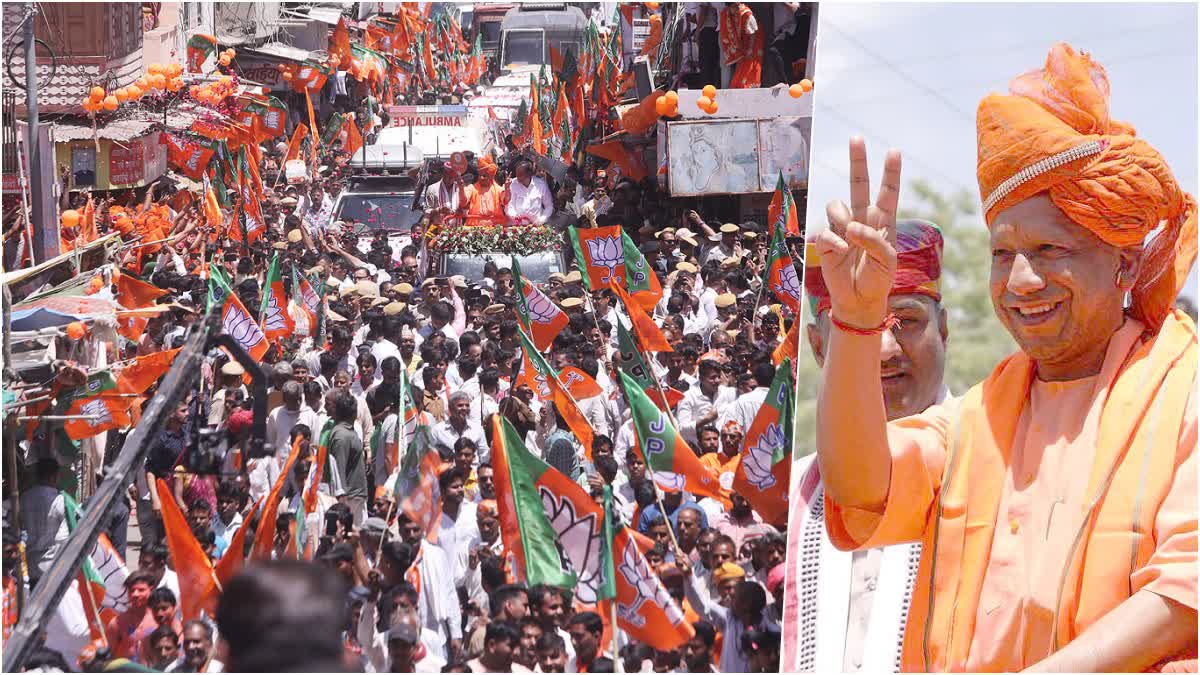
left=427, top=223, right=561, bottom=256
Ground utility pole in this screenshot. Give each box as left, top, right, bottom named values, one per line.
left=23, top=2, right=53, bottom=264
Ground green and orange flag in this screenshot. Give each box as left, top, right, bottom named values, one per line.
left=62, top=494, right=130, bottom=640
left=515, top=327, right=595, bottom=458
left=615, top=322, right=683, bottom=411
left=618, top=369, right=723, bottom=502
left=768, top=171, right=801, bottom=238
left=260, top=252, right=295, bottom=341
left=513, top=257, right=569, bottom=351
left=210, top=263, right=269, bottom=363
left=492, top=415, right=579, bottom=590
left=731, top=358, right=794, bottom=526
left=612, top=282, right=672, bottom=353
left=568, top=226, right=625, bottom=291
left=62, top=372, right=135, bottom=441
left=763, top=225, right=802, bottom=313
left=621, top=230, right=662, bottom=313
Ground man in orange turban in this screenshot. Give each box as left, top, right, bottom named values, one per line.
left=463, top=156, right=507, bottom=227
left=810, top=43, right=1196, bottom=672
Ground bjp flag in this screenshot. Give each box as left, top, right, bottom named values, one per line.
left=512, top=258, right=568, bottom=351
left=768, top=172, right=801, bottom=238
left=731, top=359, right=794, bottom=527
left=612, top=282, right=672, bottom=353
left=763, top=226, right=802, bottom=313
left=62, top=372, right=135, bottom=441
left=115, top=348, right=182, bottom=396
left=567, top=226, right=625, bottom=291
left=618, top=369, right=723, bottom=502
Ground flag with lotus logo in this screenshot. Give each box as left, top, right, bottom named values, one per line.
left=617, top=369, right=723, bottom=501
left=259, top=252, right=295, bottom=340
left=62, top=372, right=134, bottom=441
left=568, top=226, right=625, bottom=290
left=513, top=257, right=569, bottom=351
left=731, top=358, right=794, bottom=526
left=764, top=226, right=802, bottom=312
left=210, top=263, right=268, bottom=363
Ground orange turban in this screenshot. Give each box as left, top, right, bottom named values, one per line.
left=977, top=43, right=1196, bottom=332
left=477, top=155, right=498, bottom=178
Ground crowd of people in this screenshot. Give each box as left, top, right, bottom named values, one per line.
left=2, top=5, right=805, bottom=673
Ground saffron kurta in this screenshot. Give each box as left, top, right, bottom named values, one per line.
left=825, top=314, right=1198, bottom=671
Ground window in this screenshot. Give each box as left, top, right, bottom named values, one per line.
left=71, top=146, right=96, bottom=188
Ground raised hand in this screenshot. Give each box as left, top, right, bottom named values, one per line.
left=813, top=137, right=901, bottom=329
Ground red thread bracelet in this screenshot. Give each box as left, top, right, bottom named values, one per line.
left=830, top=312, right=899, bottom=336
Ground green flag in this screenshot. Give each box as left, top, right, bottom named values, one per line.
left=597, top=484, right=618, bottom=602
left=493, top=416, right=578, bottom=590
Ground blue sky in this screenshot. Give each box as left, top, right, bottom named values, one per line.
left=807, top=2, right=1198, bottom=299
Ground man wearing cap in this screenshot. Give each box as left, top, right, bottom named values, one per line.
left=813, top=46, right=1196, bottom=672
left=703, top=224, right=743, bottom=265
left=207, top=360, right=248, bottom=426
left=781, top=219, right=949, bottom=673
left=464, top=155, right=507, bottom=226
left=504, top=160, right=554, bottom=227
left=683, top=560, right=778, bottom=674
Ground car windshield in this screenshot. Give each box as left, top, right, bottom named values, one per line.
left=504, top=30, right=545, bottom=66
left=335, top=194, right=421, bottom=232
left=443, top=251, right=561, bottom=283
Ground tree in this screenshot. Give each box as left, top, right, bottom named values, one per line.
left=792, top=180, right=1015, bottom=457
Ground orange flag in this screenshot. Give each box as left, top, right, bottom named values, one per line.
left=330, top=17, right=352, bottom=69
left=285, top=123, right=309, bottom=162
left=612, top=282, right=672, bottom=353
left=305, top=91, right=320, bottom=160
left=115, top=348, right=181, bottom=395
left=154, top=479, right=218, bottom=622
left=113, top=271, right=167, bottom=309
left=773, top=318, right=800, bottom=366
left=586, top=140, right=649, bottom=181
left=250, top=444, right=301, bottom=561
left=194, top=498, right=261, bottom=618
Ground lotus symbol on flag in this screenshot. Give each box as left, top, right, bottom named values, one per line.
left=773, top=260, right=802, bottom=303
left=526, top=289, right=558, bottom=325
left=652, top=471, right=686, bottom=492
left=264, top=294, right=287, bottom=332
left=617, top=540, right=686, bottom=627
left=539, top=487, right=603, bottom=603
left=225, top=305, right=265, bottom=350
left=81, top=398, right=112, bottom=428
left=586, top=235, right=622, bottom=285
left=742, top=423, right=786, bottom=490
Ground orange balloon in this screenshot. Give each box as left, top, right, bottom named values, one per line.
left=645, top=1, right=659, bottom=9
left=167, top=77, right=182, bottom=92
left=705, top=100, right=718, bottom=114
left=152, top=74, right=167, bottom=89
left=789, top=83, right=804, bottom=98
left=696, top=95, right=712, bottom=110
left=282, top=71, right=293, bottom=81
left=218, top=55, right=231, bottom=67
left=654, top=95, right=669, bottom=116
left=664, top=90, right=679, bottom=105
left=114, top=87, right=129, bottom=102
left=65, top=322, right=87, bottom=340
left=147, top=63, right=163, bottom=75
left=102, top=95, right=119, bottom=111
left=137, top=76, right=150, bottom=89
left=666, top=101, right=678, bottom=118
left=800, top=78, right=813, bottom=92
left=167, top=63, right=182, bottom=77
left=89, top=86, right=105, bottom=101
left=128, top=85, right=143, bottom=99
left=701, top=84, right=717, bottom=99
left=61, top=209, right=81, bottom=228
left=87, top=276, right=105, bottom=294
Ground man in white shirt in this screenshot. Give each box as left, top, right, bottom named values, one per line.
left=719, top=362, right=773, bottom=433
left=399, top=514, right=464, bottom=661
left=265, top=381, right=320, bottom=460
left=504, top=161, right=554, bottom=226
left=297, top=181, right=335, bottom=235
left=19, top=459, right=66, bottom=583
left=676, top=360, right=737, bottom=446
left=432, top=393, right=488, bottom=463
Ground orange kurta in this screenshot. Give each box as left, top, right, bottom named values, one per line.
left=826, top=313, right=1198, bottom=672
left=464, top=182, right=507, bottom=226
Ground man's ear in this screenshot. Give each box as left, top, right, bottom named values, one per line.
left=937, top=304, right=949, bottom=345
left=1117, top=245, right=1143, bottom=292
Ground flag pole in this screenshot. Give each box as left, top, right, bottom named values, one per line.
left=611, top=599, right=623, bottom=673
left=614, top=371, right=683, bottom=556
